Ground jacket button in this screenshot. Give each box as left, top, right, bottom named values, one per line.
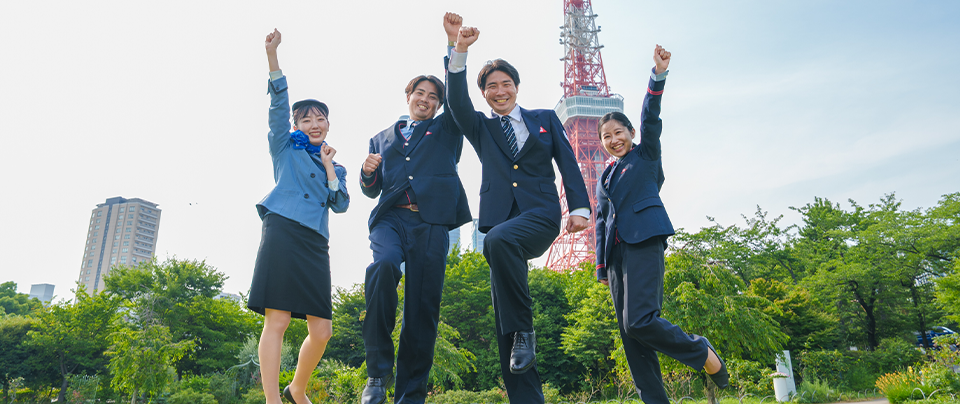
left=310, top=173, right=316, bottom=178
left=303, top=194, right=309, bottom=199
left=404, top=142, right=409, bottom=146
left=406, top=157, right=411, bottom=161
left=409, top=176, right=414, bottom=180
left=513, top=165, right=518, bottom=170
left=512, top=182, right=518, bottom=187
left=321, top=202, right=325, bottom=207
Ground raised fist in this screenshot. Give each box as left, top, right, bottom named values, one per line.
left=444, top=12, right=463, bottom=43
left=265, top=29, right=281, bottom=53
left=654, top=44, right=671, bottom=74
left=320, top=144, right=336, bottom=165
left=362, top=153, right=382, bottom=176
left=456, top=27, right=480, bottom=52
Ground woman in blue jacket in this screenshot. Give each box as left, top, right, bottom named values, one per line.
left=248, top=29, right=349, bottom=404
left=594, top=45, right=727, bottom=404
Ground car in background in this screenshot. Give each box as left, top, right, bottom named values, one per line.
left=915, top=326, right=956, bottom=347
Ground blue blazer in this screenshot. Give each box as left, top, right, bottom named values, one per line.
left=360, top=109, right=472, bottom=230
left=256, top=76, right=350, bottom=240
left=446, top=67, right=590, bottom=233
left=595, top=75, right=674, bottom=280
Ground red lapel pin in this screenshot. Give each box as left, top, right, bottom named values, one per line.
left=539, top=127, right=547, bottom=133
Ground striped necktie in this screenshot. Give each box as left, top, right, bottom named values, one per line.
left=500, top=116, right=519, bottom=157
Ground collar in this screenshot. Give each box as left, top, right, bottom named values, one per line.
left=488, top=105, right=523, bottom=124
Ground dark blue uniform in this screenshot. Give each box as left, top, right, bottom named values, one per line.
left=360, top=106, right=471, bottom=403
left=446, top=63, right=590, bottom=403
left=595, top=73, right=710, bottom=404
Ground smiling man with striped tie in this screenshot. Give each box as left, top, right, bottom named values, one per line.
left=357, top=15, right=472, bottom=404
left=442, top=13, right=591, bottom=404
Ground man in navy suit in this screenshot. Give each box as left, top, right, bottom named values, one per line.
left=358, top=21, right=472, bottom=403
left=443, top=17, right=591, bottom=404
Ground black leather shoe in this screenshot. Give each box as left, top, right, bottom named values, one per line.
left=282, top=385, right=302, bottom=404
left=704, top=339, right=729, bottom=389
left=509, top=331, right=536, bottom=374
left=360, top=375, right=394, bottom=404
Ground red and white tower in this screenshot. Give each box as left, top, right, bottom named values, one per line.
left=545, top=0, right=623, bottom=270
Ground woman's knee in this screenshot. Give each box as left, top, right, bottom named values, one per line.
left=263, top=309, right=292, bottom=334
left=308, top=318, right=333, bottom=343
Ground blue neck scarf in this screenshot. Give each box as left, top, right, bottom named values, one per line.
left=291, top=130, right=326, bottom=154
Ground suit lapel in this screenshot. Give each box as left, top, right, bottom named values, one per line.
left=403, top=118, right=432, bottom=153
left=515, top=108, right=543, bottom=161
left=608, top=145, right=639, bottom=193
left=483, top=116, right=515, bottom=159
left=388, top=122, right=405, bottom=155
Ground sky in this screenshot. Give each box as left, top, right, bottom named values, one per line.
left=1, top=0, right=957, bottom=300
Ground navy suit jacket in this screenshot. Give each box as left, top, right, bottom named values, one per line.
left=360, top=109, right=472, bottom=231
left=595, top=75, right=675, bottom=280
left=446, top=67, right=590, bottom=233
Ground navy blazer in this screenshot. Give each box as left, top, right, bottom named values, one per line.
left=595, top=75, right=674, bottom=280
left=360, top=109, right=472, bottom=231
left=257, top=76, right=350, bottom=240
left=446, top=67, right=590, bottom=233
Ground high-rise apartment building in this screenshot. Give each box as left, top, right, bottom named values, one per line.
left=471, top=219, right=486, bottom=254
left=78, top=197, right=161, bottom=293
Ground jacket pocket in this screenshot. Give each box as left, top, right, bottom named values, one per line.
left=480, top=181, right=491, bottom=193
left=539, top=182, right=558, bottom=195
left=632, top=196, right=664, bottom=213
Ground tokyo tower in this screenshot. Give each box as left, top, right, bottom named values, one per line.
left=545, top=0, right=623, bottom=270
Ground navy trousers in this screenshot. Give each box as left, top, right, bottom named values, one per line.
left=482, top=204, right=559, bottom=404
left=607, top=236, right=710, bottom=404
left=363, top=208, right=450, bottom=404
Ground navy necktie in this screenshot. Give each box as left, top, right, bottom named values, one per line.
left=500, top=116, right=519, bottom=157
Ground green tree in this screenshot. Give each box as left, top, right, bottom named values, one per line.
left=106, top=324, right=195, bottom=403
left=439, top=250, right=498, bottom=391
left=745, top=278, right=838, bottom=351
left=560, top=263, right=617, bottom=394
left=104, top=257, right=262, bottom=375
left=25, top=287, right=121, bottom=404
left=0, top=315, right=41, bottom=399
left=0, top=282, right=43, bottom=316
left=324, top=285, right=367, bottom=367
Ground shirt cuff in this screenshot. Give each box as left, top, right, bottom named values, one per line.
left=269, top=70, right=283, bottom=81
left=651, top=68, right=668, bottom=82
left=448, top=50, right=467, bottom=74
left=570, top=208, right=590, bottom=218
left=361, top=171, right=375, bottom=179
left=327, top=180, right=339, bottom=192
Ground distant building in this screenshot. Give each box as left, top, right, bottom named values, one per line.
left=29, top=284, right=55, bottom=304
left=79, top=197, right=162, bottom=293
left=471, top=219, right=486, bottom=253
left=449, top=227, right=460, bottom=255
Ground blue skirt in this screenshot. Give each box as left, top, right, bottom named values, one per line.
left=248, top=213, right=332, bottom=319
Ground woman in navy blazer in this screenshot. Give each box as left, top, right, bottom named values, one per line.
left=594, top=46, right=727, bottom=404
left=248, top=29, right=349, bottom=404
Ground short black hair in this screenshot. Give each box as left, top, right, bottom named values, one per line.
left=292, top=99, right=329, bottom=127
left=405, top=75, right=445, bottom=107
left=597, top=112, right=634, bottom=138
left=477, top=59, right=520, bottom=90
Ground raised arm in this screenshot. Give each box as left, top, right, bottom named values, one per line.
left=639, top=45, right=670, bottom=161
left=445, top=26, right=482, bottom=148
left=265, top=29, right=291, bottom=155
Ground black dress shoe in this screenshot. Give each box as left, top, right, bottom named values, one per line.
left=360, top=375, right=394, bottom=404
left=703, top=339, right=729, bottom=389
left=282, top=385, right=302, bottom=404
left=509, top=331, right=536, bottom=374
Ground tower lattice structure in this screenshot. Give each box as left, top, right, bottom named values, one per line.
left=545, top=0, right=623, bottom=271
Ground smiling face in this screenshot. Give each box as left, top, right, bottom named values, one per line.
left=600, top=119, right=636, bottom=158
left=293, top=107, right=329, bottom=146
left=406, top=80, right=441, bottom=121
left=482, top=70, right=519, bottom=116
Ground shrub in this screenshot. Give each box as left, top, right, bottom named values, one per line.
left=426, top=388, right=506, bottom=403
left=728, top=358, right=774, bottom=397
left=240, top=387, right=266, bottom=404
left=876, top=367, right=935, bottom=404
left=796, top=378, right=833, bottom=403
left=168, top=388, right=218, bottom=404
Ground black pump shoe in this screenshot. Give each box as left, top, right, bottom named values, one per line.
left=703, top=339, right=729, bottom=389
left=282, top=385, right=303, bottom=403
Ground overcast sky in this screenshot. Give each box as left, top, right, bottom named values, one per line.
left=1, top=1, right=957, bottom=300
